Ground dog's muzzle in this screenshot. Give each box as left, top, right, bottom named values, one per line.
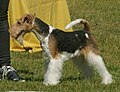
left=15, top=30, right=26, bottom=45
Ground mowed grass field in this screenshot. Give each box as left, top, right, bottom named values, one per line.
left=0, top=0, right=120, bottom=91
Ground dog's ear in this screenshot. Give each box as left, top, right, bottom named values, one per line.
left=22, top=14, right=34, bottom=23
left=22, top=16, right=29, bottom=23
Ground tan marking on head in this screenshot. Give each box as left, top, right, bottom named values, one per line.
left=9, top=14, right=38, bottom=44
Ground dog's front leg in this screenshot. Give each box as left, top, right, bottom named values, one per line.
left=43, top=58, right=64, bottom=86
left=42, top=52, right=50, bottom=72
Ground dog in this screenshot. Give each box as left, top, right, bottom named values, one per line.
left=9, top=14, right=113, bottom=85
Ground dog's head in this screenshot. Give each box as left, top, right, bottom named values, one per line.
left=9, top=14, right=38, bottom=45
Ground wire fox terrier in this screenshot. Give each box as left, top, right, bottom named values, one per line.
left=9, top=14, right=113, bottom=85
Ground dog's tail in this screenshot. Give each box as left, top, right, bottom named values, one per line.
left=65, top=19, right=90, bottom=31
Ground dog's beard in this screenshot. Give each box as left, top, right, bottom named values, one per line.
left=16, top=31, right=26, bottom=45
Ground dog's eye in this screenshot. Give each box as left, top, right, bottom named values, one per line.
left=17, top=21, right=21, bottom=24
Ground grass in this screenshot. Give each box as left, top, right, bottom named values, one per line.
left=0, top=0, right=120, bottom=91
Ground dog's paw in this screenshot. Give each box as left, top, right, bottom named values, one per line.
left=102, top=75, right=113, bottom=85
left=43, top=81, right=60, bottom=86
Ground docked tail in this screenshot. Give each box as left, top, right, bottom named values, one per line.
left=65, top=19, right=90, bottom=31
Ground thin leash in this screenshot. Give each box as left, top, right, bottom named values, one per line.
left=32, top=0, right=36, bottom=26
left=34, top=0, right=36, bottom=17
left=22, top=0, right=37, bottom=52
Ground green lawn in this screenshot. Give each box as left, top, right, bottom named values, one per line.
left=0, top=0, right=120, bottom=91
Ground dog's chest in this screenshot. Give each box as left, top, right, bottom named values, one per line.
left=41, top=36, right=52, bottom=58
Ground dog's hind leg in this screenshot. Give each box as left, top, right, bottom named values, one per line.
left=72, top=54, right=93, bottom=79
left=87, top=51, right=113, bottom=84
left=43, top=58, right=64, bottom=85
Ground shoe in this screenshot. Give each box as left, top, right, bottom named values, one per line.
left=2, top=65, right=25, bottom=82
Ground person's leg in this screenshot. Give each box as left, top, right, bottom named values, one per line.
left=0, top=0, right=25, bottom=81
left=0, top=0, right=10, bottom=66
